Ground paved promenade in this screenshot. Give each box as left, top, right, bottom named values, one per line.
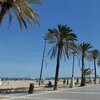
left=6, top=84, right=100, bottom=100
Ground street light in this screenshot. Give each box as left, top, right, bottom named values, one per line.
left=39, top=40, right=46, bottom=85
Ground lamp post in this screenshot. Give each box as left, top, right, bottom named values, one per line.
left=70, top=52, right=76, bottom=88
left=39, top=40, right=46, bottom=85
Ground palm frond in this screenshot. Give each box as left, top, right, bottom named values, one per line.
left=82, top=68, right=92, bottom=76
left=48, top=44, right=58, bottom=59
left=26, top=0, right=41, bottom=4
left=78, top=42, right=92, bottom=55
left=8, top=11, right=12, bottom=28
left=88, top=49, right=100, bottom=61
left=64, top=43, right=69, bottom=58
left=0, top=4, right=10, bottom=23
left=0, top=0, right=40, bottom=29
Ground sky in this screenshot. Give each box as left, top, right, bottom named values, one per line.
left=0, top=0, right=100, bottom=78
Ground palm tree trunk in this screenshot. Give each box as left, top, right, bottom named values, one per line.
left=80, top=54, right=86, bottom=86
left=54, top=45, right=61, bottom=90
left=94, top=59, right=96, bottom=84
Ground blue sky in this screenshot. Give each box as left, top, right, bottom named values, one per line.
left=0, top=0, right=100, bottom=78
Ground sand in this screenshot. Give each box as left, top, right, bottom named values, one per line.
left=0, top=78, right=99, bottom=89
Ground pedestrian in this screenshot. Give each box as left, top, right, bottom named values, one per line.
left=63, top=79, right=66, bottom=86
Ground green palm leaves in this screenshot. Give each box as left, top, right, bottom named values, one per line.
left=78, top=42, right=93, bottom=55
left=44, top=24, right=77, bottom=59
left=88, top=50, right=100, bottom=61
left=26, top=0, right=41, bottom=4
left=0, top=0, right=41, bottom=29
left=82, top=68, right=92, bottom=76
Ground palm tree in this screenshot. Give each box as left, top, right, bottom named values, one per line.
left=88, top=49, right=100, bottom=84
left=0, top=0, right=41, bottom=29
left=44, top=24, right=77, bottom=90
left=78, top=42, right=92, bottom=86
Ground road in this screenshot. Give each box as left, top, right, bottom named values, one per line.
left=8, top=84, right=100, bottom=100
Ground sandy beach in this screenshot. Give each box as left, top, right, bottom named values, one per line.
left=0, top=78, right=99, bottom=99
left=0, top=78, right=99, bottom=89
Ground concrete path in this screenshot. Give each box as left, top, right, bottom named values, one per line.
left=6, top=84, right=100, bottom=100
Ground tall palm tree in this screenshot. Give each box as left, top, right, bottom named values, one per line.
left=88, top=49, right=100, bottom=84
left=44, top=24, right=77, bottom=90
left=0, top=0, right=41, bottom=29
left=78, top=42, right=92, bottom=86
